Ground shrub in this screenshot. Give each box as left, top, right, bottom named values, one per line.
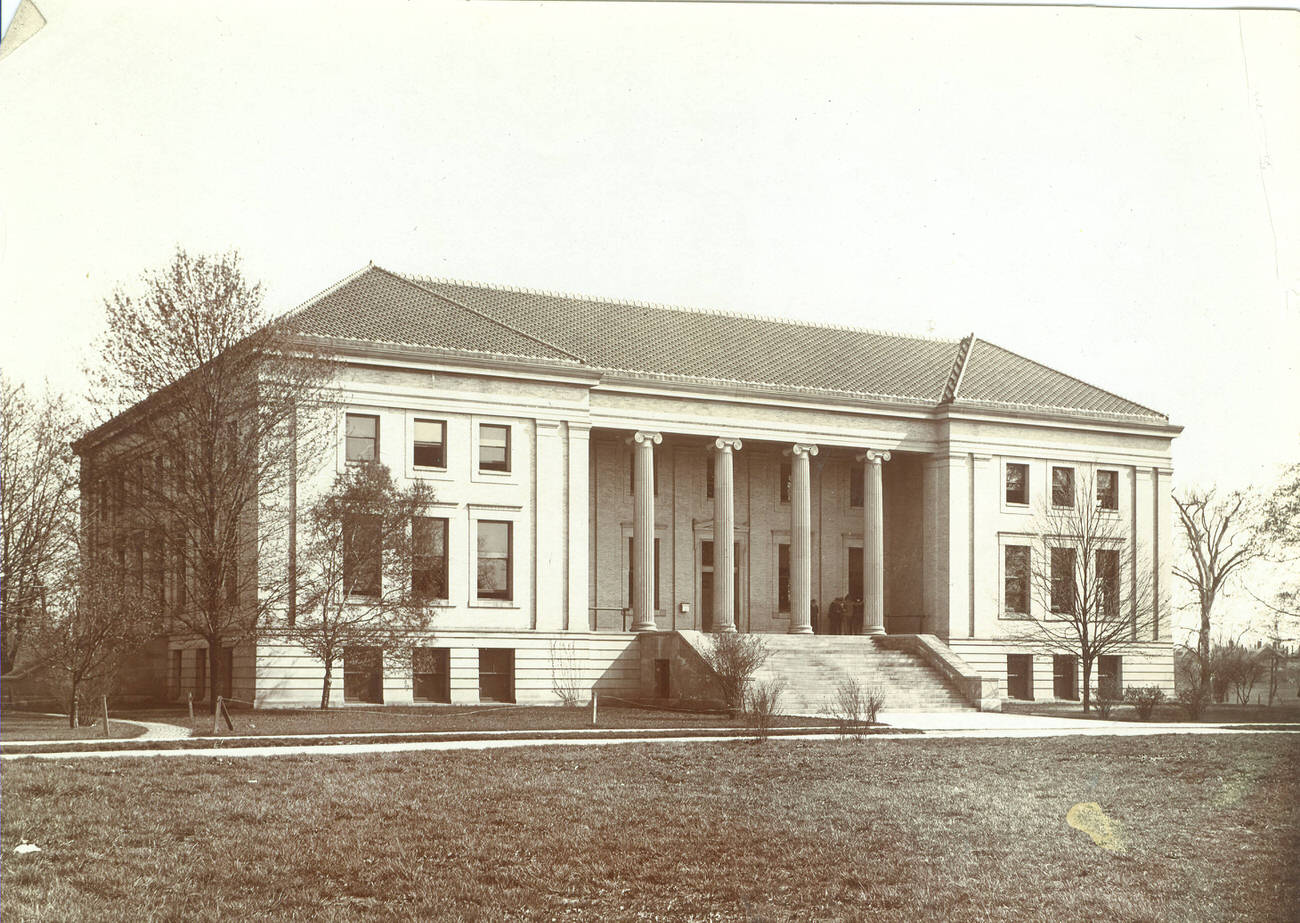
left=831, top=678, right=886, bottom=735
left=865, top=684, right=886, bottom=724
left=1091, top=688, right=1120, bottom=719
left=702, top=633, right=770, bottom=712
left=549, top=640, right=584, bottom=707
left=1177, top=687, right=1209, bottom=722
left=744, top=679, right=784, bottom=742
left=1124, top=685, right=1166, bottom=721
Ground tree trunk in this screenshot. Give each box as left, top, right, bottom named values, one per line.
left=68, top=685, right=79, bottom=729
left=320, top=661, right=332, bottom=710
left=208, top=641, right=220, bottom=715
left=1081, top=660, right=1093, bottom=714
left=1198, top=602, right=1212, bottom=694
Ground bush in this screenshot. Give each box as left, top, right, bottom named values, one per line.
left=1124, top=685, right=1166, bottom=721
left=549, top=640, right=584, bottom=707
left=702, top=633, right=770, bottom=711
left=744, top=679, right=784, bottom=742
left=1092, top=688, right=1120, bottom=719
left=830, top=678, right=886, bottom=735
left=1177, top=687, right=1209, bottom=721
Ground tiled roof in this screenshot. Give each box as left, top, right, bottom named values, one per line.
left=287, top=266, right=1169, bottom=424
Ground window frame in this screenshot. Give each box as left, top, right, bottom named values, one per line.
left=412, top=417, right=448, bottom=471
left=475, top=519, right=513, bottom=602
left=1096, top=468, right=1120, bottom=512
left=342, top=513, right=383, bottom=599
left=1051, top=465, right=1075, bottom=509
left=477, top=423, right=511, bottom=474
left=343, top=645, right=384, bottom=704
left=1004, top=461, right=1030, bottom=508
left=411, top=515, right=449, bottom=602
left=777, top=542, right=791, bottom=613
left=412, top=647, right=451, bottom=703
left=1049, top=545, right=1076, bottom=616
left=1002, top=542, right=1032, bottom=618
left=478, top=648, right=515, bottom=703
left=344, top=413, right=380, bottom=465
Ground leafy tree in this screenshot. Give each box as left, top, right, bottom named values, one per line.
left=1173, top=488, right=1261, bottom=694
left=292, top=462, right=437, bottom=708
left=1011, top=472, right=1160, bottom=713
left=1, top=374, right=80, bottom=674
left=81, top=248, right=332, bottom=710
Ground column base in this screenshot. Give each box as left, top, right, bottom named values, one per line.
left=711, top=624, right=737, bottom=634
left=788, top=625, right=813, bottom=634
left=864, top=626, right=886, bottom=636
left=631, top=622, right=659, bottom=633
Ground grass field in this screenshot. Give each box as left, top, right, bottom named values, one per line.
left=121, top=704, right=833, bottom=738
left=0, top=714, right=146, bottom=742
left=2, top=735, right=1296, bottom=921
left=1003, top=700, right=1300, bottom=724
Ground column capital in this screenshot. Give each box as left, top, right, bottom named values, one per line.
left=712, top=437, right=743, bottom=453
left=631, top=431, right=663, bottom=447
left=787, top=443, right=819, bottom=458
left=857, top=449, right=892, bottom=465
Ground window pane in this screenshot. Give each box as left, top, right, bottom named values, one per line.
left=477, top=521, right=511, bottom=599
left=413, top=419, right=445, bottom=468
left=1052, top=467, right=1074, bottom=507
left=1050, top=547, right=1075, bottom=613
left=479, top=424, right=510, bottom=472
left=343, top=515, right=382, bottom=596
left=1006, top=464, right=1029, bottom=505
left=778, top=543, right=791, bottom=613
left=412, top=517, right=448, bottom=599
left=1005, top=545, right=1030, bottom=614
left=1097, top=470, right=1119, bottom=510
left=345, top=414, right=378, bottom=462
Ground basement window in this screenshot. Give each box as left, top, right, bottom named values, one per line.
left=412, top=648, right=450, bottom=703
left=479, top=649, right=515, bottom=703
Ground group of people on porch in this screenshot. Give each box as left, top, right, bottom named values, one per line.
left=811, top=597, right=865, bottom=635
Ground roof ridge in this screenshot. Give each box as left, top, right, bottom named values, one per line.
left=276, top=263, right=375, bottom=324
left=375, top=267, right=586, bottom=364
left=398, top=271, right=961, bottom=345
left=971, top=338, right=1168, bottom=421
left=940, top=332, right=977, bottom=403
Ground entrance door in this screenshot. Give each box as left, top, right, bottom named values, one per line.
left=699, top=540, right=742, bottom=632
left=1053, top=655, right=1078, bottom=700
left=1007, top=654, right=1033, bottom=700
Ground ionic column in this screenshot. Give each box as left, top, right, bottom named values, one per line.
left=711, top=438, right=742, bottom=633
left=630, top=431, right=662, bottom=632
left=788, top=443, right=818, bottom=634
left=860, top=449, right=891, bottom=635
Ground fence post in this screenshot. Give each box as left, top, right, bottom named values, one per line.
left=102, top=695, right=110, bottom=738
left=213, top=695, right=222, bottom=735
left=591, top=691, right=598, bottom=727
left=188, top=692, right=194, bottom=721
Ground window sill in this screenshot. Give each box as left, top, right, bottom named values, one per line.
left=470, top=599, right=519, bottom=609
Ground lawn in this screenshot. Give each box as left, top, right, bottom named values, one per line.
left=1003, top=700, right=1300, bottom=724
left=122, top=703, right=834, bottom=737
left=2, top=735, right=1296, bottom=921
left=0, top=714, right=146, bottom=742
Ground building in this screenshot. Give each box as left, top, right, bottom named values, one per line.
left=76, top=265, right=1181, bottom=710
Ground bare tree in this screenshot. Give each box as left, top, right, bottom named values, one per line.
left=292, top=462, right=437, bottom=708
left=1, top=374, right=80, bottom=674
left=79, top=248, right=332, bottom=710
left=1011, top=472, right=1160, bottom=713
left=1173, top=488, right=1261, bottom=694
left=1258, top=462, right=1300, bottom=554
left=32, top=536, right=158, bottom=728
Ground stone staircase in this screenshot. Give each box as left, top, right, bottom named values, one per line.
left=748, top=635, right=974, bottom=713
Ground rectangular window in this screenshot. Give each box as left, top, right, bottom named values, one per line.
left=1097, top=469, right=1119, bottom=510
left=1051, top=466, right=1074, bottom=507
left=1050, top=547, right=1076, bottom=614
left=195, top=649, right=207, bottom=701
left=343, top=514, right=382, bottom=597
left=850, top=466, right=864, bottom=509
left=1098, top=655, right=1122, bottom=698
left=628, top=537, right=662, bottom=610
left=1007, top=654, right=1034, bottom=700
left=412, top=647, right=450, bottom=703
left=705, top=458, right=715, bottom=499
left=1053, top=655, right=1079, bottom=700
left=171, top=649, right=183, bottom=699
left=412, top=516, right=448, bottom=600
left=1005, top=463, right=1029, bottom=506
left=345, top=413, right=379, bottom=463
left=344, top=645, right=384, bottom=703
left=779, top=461, right=791, bottom=503
left=413, top=419, right=446, bottom=469
left=1004, top=545, right=1031, bottom=615
left=1096, top=548, right=1121, bottom=618
left=476, top=520, right=512, bottom=600
left=479, top=648, right=515, bottom=703
left=478, top=424, right=510, bottom=473
left=777, top=543, right=791, bottom=613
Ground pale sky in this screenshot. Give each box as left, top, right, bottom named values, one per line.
left=2, top=4, right=1297, bottom=496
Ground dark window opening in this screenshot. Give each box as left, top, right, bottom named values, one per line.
left=343, top=514, right=382, bottom=597
left=1098, top=655, right=1123, bottom=699
left=705, top=457, right=715, bottom=499
left=850, top=466, right=864, bottom=508
left=479, top=648, right=515, bottom=703
left=1004, top=545, right=1031, bottom=615
left=1097, top=548, right=1121, bottom=618
left=779, top=461, right=792, bottom=503
left=413, top=647, right=450, bottom=703
left=344, top=645, right=384, bottom=704
left=1097, top=470, right=1119, bottom=510
left=477, top=520, right=512, bottom=600
left=479, top=424, right=510, bottom=473
left=413, top=418, right=446, bottom=468
left=1006, top=463, right=1029, bottom=505
left=412, top=516, right=448, bottom=600
left=1053, top=654, right=1079, bottom=700
left=345, top=413, right=378, bottom=463
left=777, top=542, right=791, bottom=613
left=1050, top=547, right=1076, bottom=614
left=1052, top=466, right=1074, bottom=507
left=1007, top=654, right=1034, bottom=700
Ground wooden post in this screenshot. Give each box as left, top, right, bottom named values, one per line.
left=213, top=695, right=222, bottom=735
left=102, top=695, right=110, bottom=738
left=590, top=692, right=598, bottom=726
left=187, top=692, right=194, bottom=720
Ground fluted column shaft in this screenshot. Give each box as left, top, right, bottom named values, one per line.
left=861, top=449, right=890, bottom=635
left=789, top=444, right=818, bottom=634
left=631, top=431, right=662, bottom=632
left=712, top=438, right=742, bottom=633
